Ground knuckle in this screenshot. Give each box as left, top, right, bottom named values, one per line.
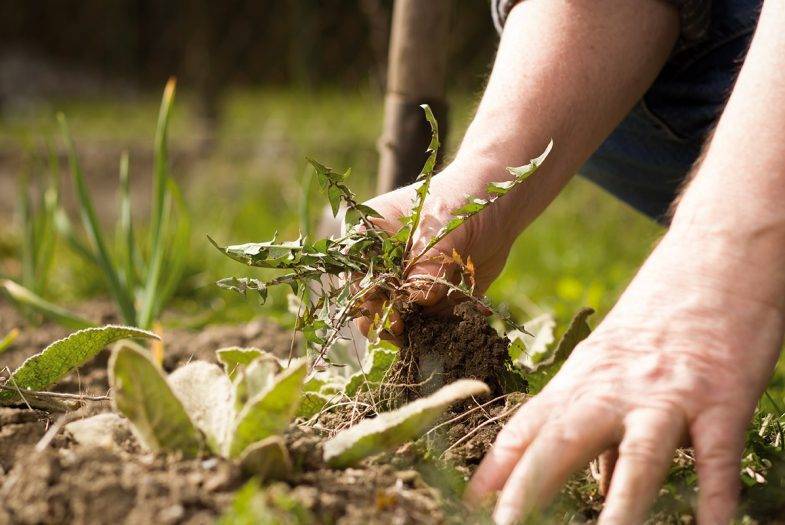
left=618, top=437, right=662, bottom=464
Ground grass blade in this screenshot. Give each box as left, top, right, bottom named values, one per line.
left=1, top=279, right=95, bottom=330
left=18, top=170, right=35, bottom=291
left=117, top=151, right=139, bottom=290
left=0, top=328, right=19, bottom=354
left=58, top=113, right=137, bottom=325
left=139, top=78, right=176, bottom=329
left=151, top=178, right=190, bottom=320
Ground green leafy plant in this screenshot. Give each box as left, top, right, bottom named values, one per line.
left=212, top=105, right=552, bottom=363
left=1, top=79, right=189, bottom=330
left=0, top=325, right=158, bottom=410
left=323, top=378, right=490, bottom=468
left=107, top=344, right=306, bottom=478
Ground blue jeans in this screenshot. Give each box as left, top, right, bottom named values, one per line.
left=580, top=0, right=762, bottom=224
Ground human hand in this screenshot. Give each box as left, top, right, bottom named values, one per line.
left=465, top=233, right=785, bottom=524
left=354, top=160, right=519, bottom=337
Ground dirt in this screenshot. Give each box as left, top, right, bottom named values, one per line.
left=394, top=302, right=522, bottom=400
left=0, top=300, right=520, bottom=524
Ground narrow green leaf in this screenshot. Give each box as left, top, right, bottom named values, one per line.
left=110, top=344, right=205, bottom=457
left=168, top=361, right=234, bottom=454
left=151, top=178, right=190, bottom=319
left=238, top=435, right=293, bottom=480
left=117, top=151, right=138, bottom=290
left=58, top=113, right=137, bottom=325
left=1, top=324, right=157, bottom=401
left=1, top=279, right=95, bottom=330
left=139, top=78, right=176, bottom=329
left=227, top=359, right=307, bottom=458
left=323, top=379, right=490, bottom=468
left=0, top=328, right=19, bottom=354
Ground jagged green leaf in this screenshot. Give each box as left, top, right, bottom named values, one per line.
left=554, top=307, right=594, bottom=359
left=1, top=325, right=157, bottom=401
left=324, top=379, right=490, bottom=468
left=168, top=361, right=234, bottom=454
left=418, top=141, right=552, bottom=258
left=110, top=344, right=205, bottom=457
left=238, top=435, right=293, bottom=480
left=227, top=359, right=307, bottom=458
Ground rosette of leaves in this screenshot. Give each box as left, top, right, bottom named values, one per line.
left=103, top=344, right=308, bottom=479
left=212, top=105, right=553, bottom=362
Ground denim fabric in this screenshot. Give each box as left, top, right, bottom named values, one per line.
left=580, top=0, right=762, bottom=223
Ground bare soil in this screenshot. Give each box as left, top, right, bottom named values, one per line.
left=391, top=302, right=524, bottom=402
left=0, top=300, right=518, bottom=524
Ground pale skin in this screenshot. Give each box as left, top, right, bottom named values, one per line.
left=357, top=0, right=785, bottom=523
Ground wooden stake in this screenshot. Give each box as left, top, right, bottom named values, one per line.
left=377, top=0, right=451, bottom=193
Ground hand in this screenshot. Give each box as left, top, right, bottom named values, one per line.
left=465, top=233, right=785, bottom=524
left=355, top=159, right=519, bottom=337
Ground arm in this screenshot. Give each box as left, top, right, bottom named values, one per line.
left=360, top=0, right=678, bottom=333
left=468, top=2, right=785, bottom=523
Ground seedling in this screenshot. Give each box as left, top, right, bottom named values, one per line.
left=212, top=105, right=553, bottom=365
left=106, top=344, right=306, bottom=478
left=1, top=79, right=190, bottom=330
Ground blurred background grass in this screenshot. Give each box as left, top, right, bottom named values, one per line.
left=1, top=87, right=662, bottom=328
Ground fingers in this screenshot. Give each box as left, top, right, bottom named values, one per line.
left=597, top=448, right=619, bottom=496
left=465, top=395, right=552, bottom=506
left=691, top=407, right=746, bottom=525
left=354, top=298, right=403, bottom=339
left=599, top=407, right=685, bottom=524
left=493, top=402, right=622, bottom=525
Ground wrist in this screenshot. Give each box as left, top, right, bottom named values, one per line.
left=646, top=229, right=785, bottom=317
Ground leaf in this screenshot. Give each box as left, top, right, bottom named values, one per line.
left=109, top=344, right=205, bottom=457
left=216, top=347, right=265, bottom=380
left=344, top=345, right=397, bottom=396
left=138, top=78, right=177, bottom=329
left=168, top=361, right=234, bottom=454
left=238, top=436, right=293, bottom=480
left=1, top=279, right=95, bottom=330
left=508, top=313, right=557, bottom=371
left=415, top=141, right=553, bottom=261
left=65, top=413, right=133, bottom=450
left=0, top=328, right=19, bottom=354
left=227, top=359, right=307, bottom=458
left=323, top=379, right=490, bottom=468
left=58, top=113, right=137, bottom=325
left=0, top=325, right=157, bottom=401
left=298, top=391, right=331, bottom=418
left=554, top=307, right=594, bottom=360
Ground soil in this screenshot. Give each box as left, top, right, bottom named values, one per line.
left=394, top=302, right=521, bottom=400
left=0, top=300, right=517, bottom=525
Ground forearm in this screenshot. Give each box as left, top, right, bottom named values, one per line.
left=668, top=0, right=785, bottom=313
left=451, top=0, right=678, bottom=238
